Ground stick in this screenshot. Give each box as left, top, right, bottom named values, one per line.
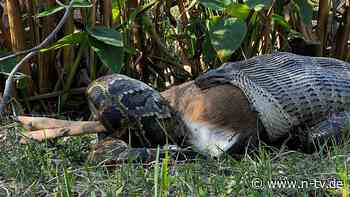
left=23, top=87, right=86, bottom=102
left=0, top=0, right=75, bottom=114
left=21, top=121, right=106, bottom=143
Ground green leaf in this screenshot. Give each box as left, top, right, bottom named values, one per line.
left=87, top=27, right=123, bottom=47
left=225, top=3, right=250, bottom=20
left=246, top=0, right=272, bottom=11
left=0, top=50, right=18, bottom=74
left=112, top=0, right=120, bottom=21
left=87, top=27, right=124, bottom=72
left=0, top=58, right=17, bottom=74
left=293, top=0, right=313, bottom=25
left=127, top=0, right=159, bottom=24
left=71, top=0, right=93, bottom=8
left=208, top=17, right=247, bottom=61
left=203, top=36, right=218, bottom=65
left=199, top=0, right=234, bottom=11
left=288, top=29, right=304, bottom=40
left=272, top=14, right=290, bottom=31
left=37, top=0, right=92, bottom=18
left=88, top=37, right=124, bottom=73
left=37, top=6, right=64, bottom=18
left=123, top=46, right=137, bottom=55
left=40, top=32, right=88, bottom=53
left=161, top=147, right=170, bottom=196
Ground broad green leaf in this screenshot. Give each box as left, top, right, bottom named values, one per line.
left=199, top=0, right=234, bottom=11
left=208, top=17, right=247, bottom=61
left=37, top=0, right=92, bottom=18
left=225, top=3, right=250, bottom=20
left=272, top=14, right=290, bottom=31
left=40, top=32, right=88, bottom=52
left=246, top=0, right=272, bottom=11
left=88, top=37, right=124, bottom=73
left=87, top=26, right=124, bottom=72
left=87, top=27, right=123, bottom=47
left=293, top=0, right=313, bottom=25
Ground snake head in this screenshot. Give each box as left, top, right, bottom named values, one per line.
left=86, top=74, right=177, bottom=146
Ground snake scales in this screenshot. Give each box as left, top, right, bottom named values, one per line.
left=195, top=52, right=350, bottom=143
left=88, top=52, right=350, bottom=160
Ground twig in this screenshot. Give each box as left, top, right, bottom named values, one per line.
left=22, top=87, right=86, bottom=101
left=0, top=0, right=75, bottom=114
left=55, top=0, right=66, bottom=7
left=0, top=48, right=37, bottom=62
left=0, top=0, right=72, bottom=62
left=61, top=41, right=87, bottom=106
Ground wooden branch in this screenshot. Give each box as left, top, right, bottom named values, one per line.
left=103, top=0, right=112, bottom=27
left=17, top=116, right=107, bottom=142
left=0, top=0, right=75, bottom=114
left=63, top=0, right=75, bottom=81
left=335, top=3, right=350, bottom=60
left=318, top=0, right=329, bottom=55
left=89, top=0, right=97, bottom=80
left=23, top=87, right=86, bottom=101
left=0, top=46, right=38, bottom=62
left=6, top=0, right=26, bottom=52
left=0, top=2, right=12, bottom=49
left=61, top=42, right=87, bottom=106
left=38, top=0, right=58, bottom=94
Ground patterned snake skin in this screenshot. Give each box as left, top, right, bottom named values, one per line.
left=86, top=74, right=187, bottom=147
left=87, top=53, right=350, bottom=160
left=196, top=52, right=350, bottom=142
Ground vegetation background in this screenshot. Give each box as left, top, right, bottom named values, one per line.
left=0, top=0, right=349, bottom=196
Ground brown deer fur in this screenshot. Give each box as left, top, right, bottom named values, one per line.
left=161, top=81, right=259, bottom=155
left=161, top=81, right=258, bottom=135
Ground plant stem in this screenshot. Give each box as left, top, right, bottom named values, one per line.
left=60, top=41, right=87, bottom=107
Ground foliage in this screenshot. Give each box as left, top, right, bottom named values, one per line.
left=0, top=0, right=349, bottom=114
left=87, top=27, right=124, bottom=73
left=207, top=16, right=247, bottom=61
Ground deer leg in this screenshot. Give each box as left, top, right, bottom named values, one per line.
left=17, top=116, right=107, bottom=142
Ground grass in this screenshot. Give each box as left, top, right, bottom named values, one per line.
left=0, top=119, right=349, bottom=196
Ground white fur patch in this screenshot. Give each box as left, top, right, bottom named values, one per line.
left=184, top=119, right=240, bottom=157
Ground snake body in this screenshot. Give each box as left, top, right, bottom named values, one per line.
left=196, top=52, right=350, bottom=143
left=87, top=53, right=350, bottom=157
